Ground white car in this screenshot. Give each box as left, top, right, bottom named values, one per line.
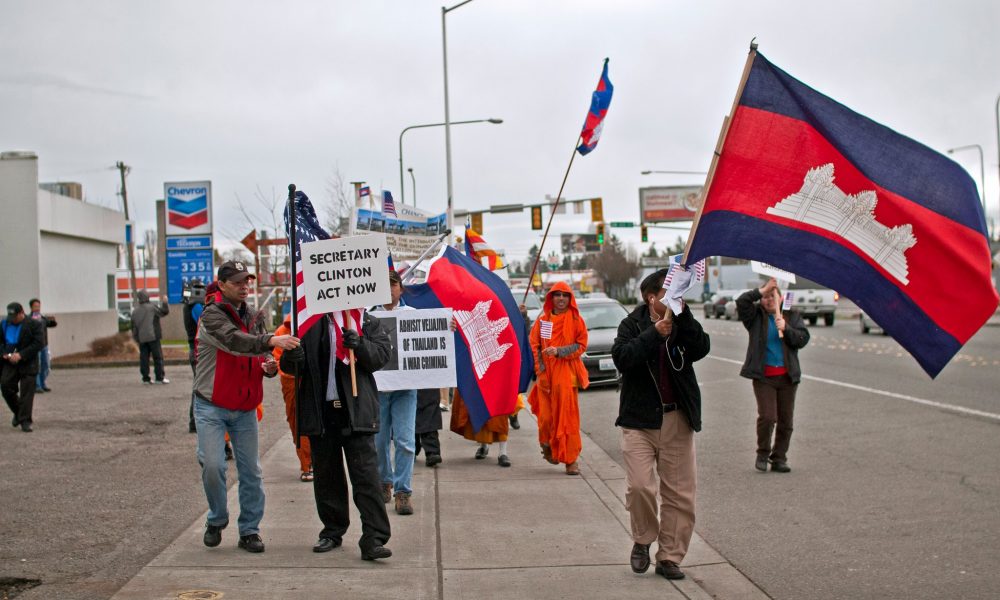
left=511, top=287, right=542, bottom=322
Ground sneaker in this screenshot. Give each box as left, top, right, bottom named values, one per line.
left=755, top=456, right=768, bottom=472
left=655, top=560, right=685, bottom=580
left=497, top=454, right=511, bottom=467
left=142, top=380, right=153, bottom=385
left=475, top=445, right=488, bottom=460
left=155, top=378, right=170, bottom=384
left=238, top=533, right=265, bottom=553
left=771, top=461, right=791, bottom=473
left=381, top=483, right=393, bottom=504
left=425, top=454, right=442, bottom=468
left=41, top=387, right=52, bottom=392
left=394, top=492, right=414, bottom=515
left=203, top=521, right=227, bottom=547
left=509, top=414, right=520, bottom=429
left=439, top=403, right=449, bottom=412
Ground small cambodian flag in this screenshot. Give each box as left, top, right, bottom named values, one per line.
left=382, top=191, right=397, bottom=217
left=577, top=58, right=613, bottom=156
left=388, top=251, right=395, bottom=272
left=359, top=186, right=371, bottom=197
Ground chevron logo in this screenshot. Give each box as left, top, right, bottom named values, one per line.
left=167, top=193, right=208, bottom=230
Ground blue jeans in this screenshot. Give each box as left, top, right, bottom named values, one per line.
left=194, top=398, right=265, bottom=536
left=375, top=389, right=417, bottom=494
left=35, top=347, right=50, bottom=389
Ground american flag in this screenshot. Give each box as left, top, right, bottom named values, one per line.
left=782, top=291, right=794, bottom=311
left=284, top=190, right=365, bottom=361
left=539, top=320, right=553, bottom=340
left=662, top=255, right=706, bottom=289
left=382, top=190, right=397, bottom=217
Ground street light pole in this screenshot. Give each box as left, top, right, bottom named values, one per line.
left=947, top=144, right=986, bottom=214
left=398, top=117, right=501, bottom=206
left=994, top=93, right=999, bottom=239
left=408, top=168, right=417, bottom=207
left=442, top=0, right=476, bottom=230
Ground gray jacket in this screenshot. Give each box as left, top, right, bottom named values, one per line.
left=131, top=291, right=169, bottom=344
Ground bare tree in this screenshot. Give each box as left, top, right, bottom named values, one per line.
left=141, top=228, right=158, bottom=268
left=323, top=165, right=355, bottom=236
left=588, top=235, right=640, bottom=300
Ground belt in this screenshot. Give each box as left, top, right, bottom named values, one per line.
left=662, top=403, right=677, bottom=414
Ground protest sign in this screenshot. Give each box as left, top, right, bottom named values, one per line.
left=370, top=308, right=457, bottom=391
left=751, top=260, right=797, bottom=283
left=301, top=233, right=391, bottom=312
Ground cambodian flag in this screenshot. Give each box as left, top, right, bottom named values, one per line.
left=577, top=58, right=613, bottom=156
left=403, top=246, right=534, bottom=431
left=685, top=52, right=998, bottom=378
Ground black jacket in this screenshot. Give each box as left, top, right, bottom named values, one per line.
left=281, top=313, right=391, bottom=436
left=1, top=317, right=45, bottom=376
left=612, top=304, right=710, bottom=432
left=735, top=289, right=810, bottom=383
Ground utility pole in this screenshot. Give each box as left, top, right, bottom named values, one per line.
left=117, top=161, right=138, bottom=308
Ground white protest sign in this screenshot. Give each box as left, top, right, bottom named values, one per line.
left=301, top=233, right=391, bottom=312
left=370, top=308, right=457, bottom=391
left=750, top=260, right=797, bottom=284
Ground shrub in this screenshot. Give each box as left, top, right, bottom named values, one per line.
left=89, top=332, right=137, bottom=357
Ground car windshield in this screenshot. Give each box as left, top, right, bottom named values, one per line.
left=513, top=290, right=541, bottom=309
left=578, top=302, right=628, bottom=330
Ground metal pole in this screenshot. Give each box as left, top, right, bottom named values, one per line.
left=995, top=93, right=1000, bottom=239
left=408, top=168, right=417, bottom=207
left=947, top=144, right=986, bottom=213
left=287, top=184, right=299, bottom=337
left=442, top=6, right=454, bottom=230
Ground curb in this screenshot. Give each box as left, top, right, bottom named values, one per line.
left=53, top=359, right=190, bottom=370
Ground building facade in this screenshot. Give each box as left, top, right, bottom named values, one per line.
left=0, top=151, right=124, bottom=357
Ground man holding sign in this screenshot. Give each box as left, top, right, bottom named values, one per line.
left=735, top=278, right=810, bottom=473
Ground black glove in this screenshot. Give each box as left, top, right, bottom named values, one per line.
left=283, top=345, right=305, bottom=365
left=342, top=328, right=362, bottom=350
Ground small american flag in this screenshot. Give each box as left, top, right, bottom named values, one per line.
left=382, top=191, right=397, bottom=217
left=359, top=186, right=371, bottom=197
left=539, top=320, right=553, bottom=340
left=782, top=291, right=794, bottom=311
left=663, top=255, right=706, bottom=289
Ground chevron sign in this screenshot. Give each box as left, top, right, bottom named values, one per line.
left=165, top=181, right=212, bottom=235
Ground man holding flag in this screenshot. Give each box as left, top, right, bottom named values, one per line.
left=282, top=190, right=394, bottom=561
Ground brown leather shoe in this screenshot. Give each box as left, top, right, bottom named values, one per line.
left=630, top=543, right=651, bottom=573
left=540, top=444, right=558, bottom=465
left=565, top=461, right=580, bottom=476
left=381, top=483, right=393, bottom=503
left=655, top=560, right=685, bottom=580
left=394, top=492, right=414, bottom=515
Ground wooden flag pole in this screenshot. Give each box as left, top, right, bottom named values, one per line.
left=523, top=134, right=583, bottom=305
left=774, top=289, right=784, bottom=339
left=682, top=39, right=760, bottom=265
left=288, top=184, right=299, bottom=337
left=349, top=345, right=358, bottom=397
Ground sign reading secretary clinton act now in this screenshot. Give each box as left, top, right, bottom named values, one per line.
left=301, top=233, right=391, bottom=313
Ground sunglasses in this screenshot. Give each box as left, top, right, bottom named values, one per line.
left=551, top=292, right=571, bottom=298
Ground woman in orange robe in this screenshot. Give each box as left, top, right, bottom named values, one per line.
left=528, top=281, right=589, bottom=475
left=273, top=314, right=312, bottom=481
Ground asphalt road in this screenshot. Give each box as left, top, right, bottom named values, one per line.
left=0, top=366, right=291, bottom=600
left=579, top=315, right=1000, bottom=600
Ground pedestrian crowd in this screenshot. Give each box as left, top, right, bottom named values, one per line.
left=3, top=262, right=810, bottom=582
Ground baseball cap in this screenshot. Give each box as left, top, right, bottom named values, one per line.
left=217, top=260, right=255, bottom=283
left=6, top=302, right=23, bottom=317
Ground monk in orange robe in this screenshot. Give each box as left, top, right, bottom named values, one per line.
left=273, top=314, right=313, bottom=481
left=528, top=282, right=589, bottom=475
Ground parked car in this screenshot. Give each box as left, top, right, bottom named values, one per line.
left=117, top=309, right=132, bottom=332
left=702, top=292, right=732, bottom=319
left=859, top=311, right=886, bottom=335
left=511, top=287, right=543, bottom=323
left=722, top=289, right=753, bottom=320
left=576, top=298, right=629, bottom=387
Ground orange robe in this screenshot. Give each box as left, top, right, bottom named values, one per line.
left=450, top=390, right=509, bottom=444
left=528, top=283, right=589, bottom=465
left=273, top=321, right=311, bottom=473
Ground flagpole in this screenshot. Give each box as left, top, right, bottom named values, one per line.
left=682, top=39, right=759, bottom=265
left=288, top=184, right=299, bottom=337
left=400, top=229, right=453, bottom=285
left=522, top=135, right=582, bottom=305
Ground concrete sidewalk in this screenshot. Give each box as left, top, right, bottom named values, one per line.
left=111, top=411, right=766, bottom=600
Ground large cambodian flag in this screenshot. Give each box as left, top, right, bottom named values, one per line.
left=577, top=58, right=613, bottom=156
left=685, top=52, right=998, bottom=378
left=404, top=246, right=534, bottom=430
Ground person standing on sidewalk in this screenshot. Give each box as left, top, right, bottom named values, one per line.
left=735, top=278, right=810, bottom=473
left=192, top=261, right=299, bottom=554
left=131, top=290, right=170, bottom=385
left=28, top=299, right=56, bottom=393
left=2, top=302, right=44, bottom=432
left=528, top=282, right=589, bottom=475
left=371, top=271, right=418, bottom=515
left=272, top=312, right=313, bottom=482
left=611, top=268, right=710, bottom=581
left=280, top=310, right=394, bottom=561
left=414, top=388, right=444, bottom=468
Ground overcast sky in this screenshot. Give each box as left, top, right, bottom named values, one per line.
left=2, top=0, right=997, bottom=261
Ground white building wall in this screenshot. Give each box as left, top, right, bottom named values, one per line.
left=0, top=152, right=42, bottom=304
left=38, top=233, right=116, bottom=312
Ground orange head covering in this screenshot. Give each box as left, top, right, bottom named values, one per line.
left=542, top=281, right=580, bottom=318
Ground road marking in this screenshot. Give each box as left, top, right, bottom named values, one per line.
left=707, top=356, right=1000, bottom=422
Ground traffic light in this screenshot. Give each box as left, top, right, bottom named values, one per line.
left=531, top=206, right=543, bottom=230
left=470, top=212, right=483, bottom=233
left=641, top=224, right=648, bottom=242
left=596, top=222, right=605, bottom=245
left=590, top=198, right=603, bottom=222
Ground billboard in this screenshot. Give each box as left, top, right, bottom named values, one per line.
left=561, top=233, right=601, bottom=254
left=639, top=186, right=702, bottom=223
left=350, top=204, right=447, bottom=259
left=165, top=181, right=212, bottom=236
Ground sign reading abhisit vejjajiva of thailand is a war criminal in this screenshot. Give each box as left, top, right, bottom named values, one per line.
left=368, top=308, right=457, bottom=391
left=301, top=233, right=391, bottom=313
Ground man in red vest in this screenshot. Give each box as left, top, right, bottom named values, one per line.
left=192, top=261, right=299, bottom=553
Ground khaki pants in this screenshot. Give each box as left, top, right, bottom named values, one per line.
left=621, top=411, right=696, bottom=564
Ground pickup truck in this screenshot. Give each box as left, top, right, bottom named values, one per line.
left=786, top=286, right=839, bottom=326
